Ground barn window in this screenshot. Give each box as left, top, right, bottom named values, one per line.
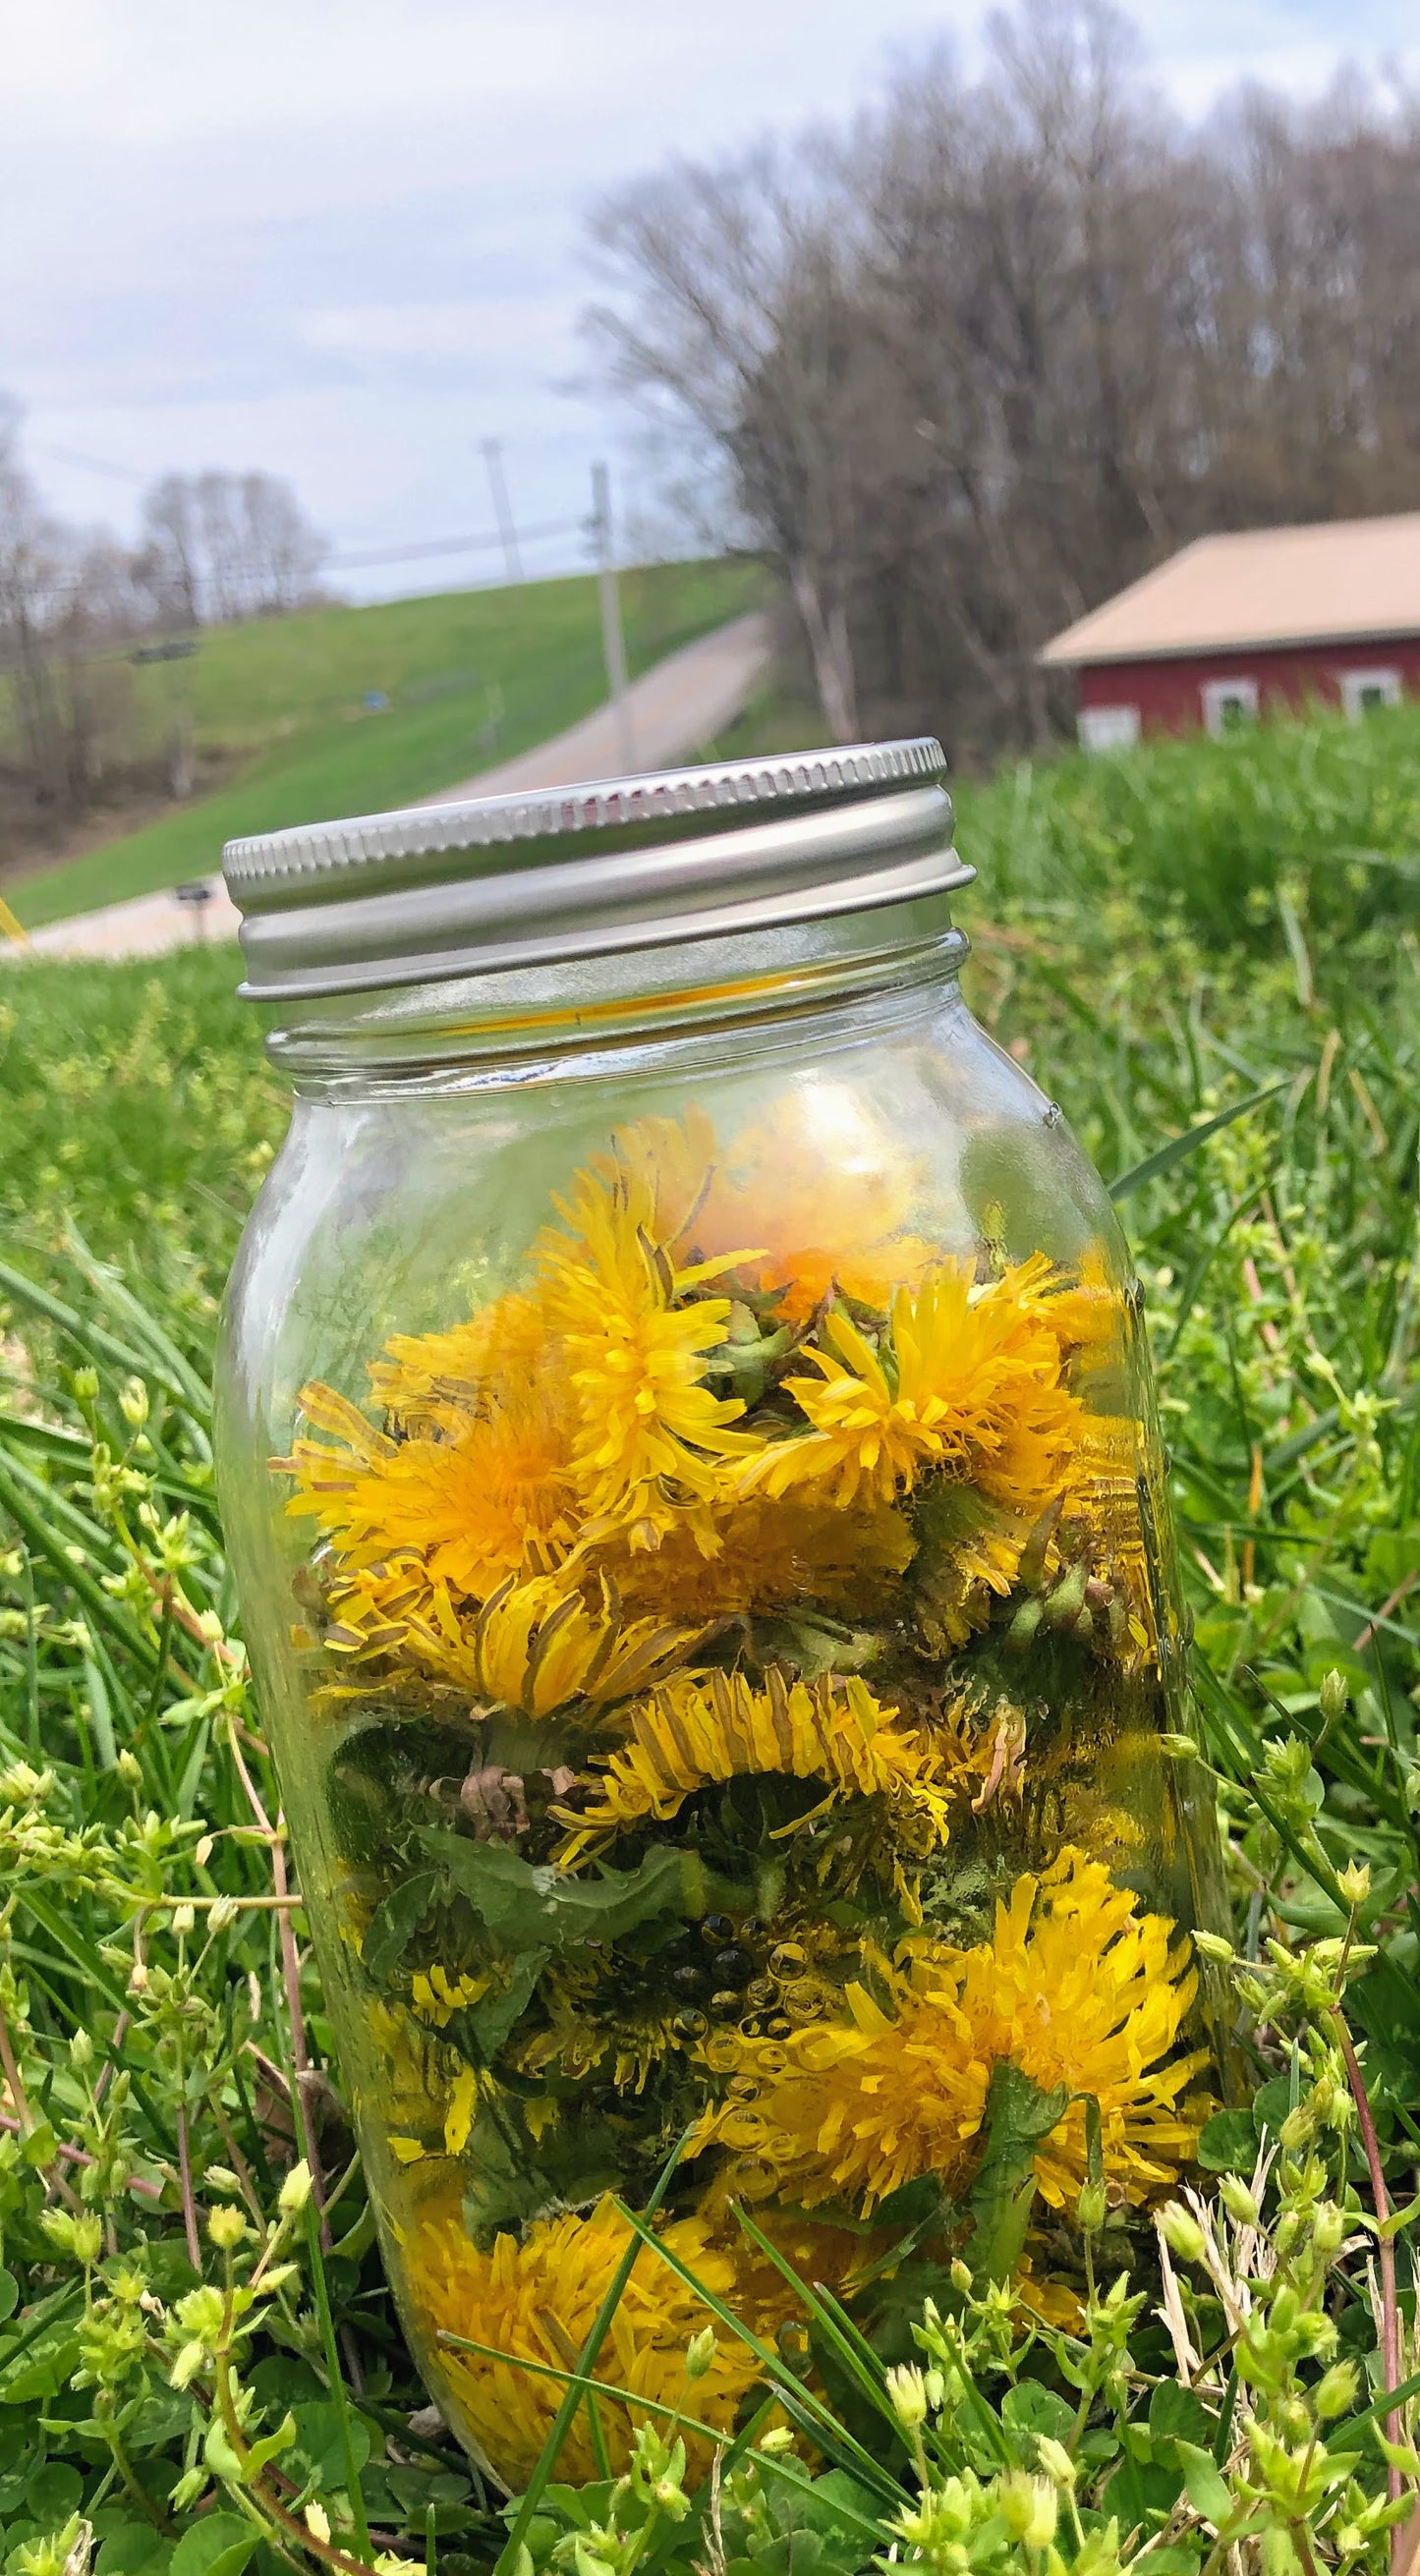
left=1078, top=704, right=1140, bottom=752
left=1339, top=668, right=1401, bottom=720
left=1202, top=678, right=1259, bottom=736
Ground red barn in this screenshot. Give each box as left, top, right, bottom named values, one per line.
left=1039, top=513, right=1420, bottom=748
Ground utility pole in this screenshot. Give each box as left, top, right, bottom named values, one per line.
left=592, top=460, right=635, bottom=774
left=132, top=634, right=199, bottom=799
left=481, top=439, right=524, bottom=585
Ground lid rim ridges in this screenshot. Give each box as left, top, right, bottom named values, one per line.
left=222, top=734, right=946, bottom=893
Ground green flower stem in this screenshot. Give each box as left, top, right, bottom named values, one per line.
left=1333, top=2004, right=1404, bottom=2510
left=225, top=1713, right=329, bottom=2225
left=174, top=2063, right=201, bottom=2272
left=303, top=2190, right=374, bottom=2563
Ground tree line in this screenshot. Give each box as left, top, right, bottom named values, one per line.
left=587, top=0, right=1420, bottom=756
left=0, top=405, right=324, bottom=866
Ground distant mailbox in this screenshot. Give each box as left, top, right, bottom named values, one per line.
left=132, top=639, right=199, bottom=665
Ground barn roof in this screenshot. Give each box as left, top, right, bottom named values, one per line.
left=1039, top=513, right=1420, bottom=668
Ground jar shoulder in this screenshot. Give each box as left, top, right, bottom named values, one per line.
left=219, top=989, right=1131, bottom=1444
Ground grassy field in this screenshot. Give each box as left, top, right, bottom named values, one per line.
left=6, top=556, right=762, bottom=930
left=1, top=698, right=1418, bottom=2569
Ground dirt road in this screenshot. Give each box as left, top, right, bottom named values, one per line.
left=11, top=609, right=773, bottom=967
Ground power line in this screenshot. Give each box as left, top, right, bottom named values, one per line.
left=0, top=511, right=591, bottom=610
left=33, top=443, right=150, bottom=486
left=29, top=440, right=588, bottom=578
left=324, top=516, right=583, bottom=571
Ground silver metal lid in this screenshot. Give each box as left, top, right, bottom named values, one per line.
left=223, top=736, right=967, bottom=1003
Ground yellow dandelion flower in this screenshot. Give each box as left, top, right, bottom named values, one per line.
left=684, top=1093, right=939, bottom=1324
left=282, top=1379, right=580, bottom=1601
left=551, top=1666, right=968, bottom=1866
left=315, top=1552, right=442, bottom=1684
left=275, top=1376, right=397, bottom=1484
left=697, top=2200, right=901, bottom=2332
left=410, top=1965, right=489, bottom=2027
left=368, top=1286, right=554, bottom=1432
left=398, top=2183, right=766, bottom=2487
left=993, top=1246, right=1125, bottom=1374
left=361, top=1997, right=457, bottom=2142
left=914, top=1486, right=1029, bottom=1653
left=595, top=1490, right=917, bottom=1624
left=400, top=1571, right=700, bottom=1717
left=694, top=1851, right=1207, bottom=2216
left=1015, top=2261, right=1087, bottom=2333
left=604, top=1098, right=936, bottom=1324
left=739, top=1264, right=1083, bottom=1515
left=590, top=1104, right=723, bottom=1248
left=538, top=1155, right=764, bottom=1542
left=443, top=2065, right=481, bottom=2157
left=1056, top=1411, right=1159, bottom=1668
left=515, top=1981, right=691, bottom=2096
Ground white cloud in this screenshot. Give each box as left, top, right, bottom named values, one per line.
left=4, top=0, right=1411, bottom=599
left=303, top=298, right=572, bottom=360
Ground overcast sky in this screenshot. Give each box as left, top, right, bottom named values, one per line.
left=3, top=0, right=1414, bottom=603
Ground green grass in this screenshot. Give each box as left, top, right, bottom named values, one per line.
left=7, top=556, right=762, bottom=929
left=2, top=693, right=1420, bottom=2570
left=0, top=945, right=279, bottom=1283
left=714, top=673, right=1420, bottom=946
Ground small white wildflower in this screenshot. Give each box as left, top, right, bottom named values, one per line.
left=1219, top=2174, right=1261, bottom=2228
left=998, top=2473, right=1057, bottom=2548
left=885, top=2363, right=929, bottom=2430
left=169, top=2339, right=206, bottom=2389
left=1159, top=2202, right=1208, bottom=2265
left=119, top=1378, right=149, bottom=1428
left=278, top=2159, right=313, bottom=2218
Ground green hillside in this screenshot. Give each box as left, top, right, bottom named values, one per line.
left=7, top=556, right=762, bottom=928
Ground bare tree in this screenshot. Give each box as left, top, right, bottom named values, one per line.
left=136, top=473, right=202, bottom=628
left=586, top=0, right=1420, bottom=757
left=240, top=470, right=326, bottom=613
left=588, top=148, right=876, bottom=738
left=135, top=468, right=325, bottom=625
left=0, top=445, right=75, bottom=815
left=0, top=420, right=327, bottom=867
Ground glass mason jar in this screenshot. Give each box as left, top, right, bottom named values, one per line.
left=216, top=740, right=1226, bottom=2492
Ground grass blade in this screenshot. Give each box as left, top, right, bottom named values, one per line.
left=492, top=2134, right=694, bottom=2575
left=1108, top=1080, right=1288, bottom=1201
left=434, top=2327, right=734, bottom=2445
left=608, top=2196, right=907, bottom=2505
